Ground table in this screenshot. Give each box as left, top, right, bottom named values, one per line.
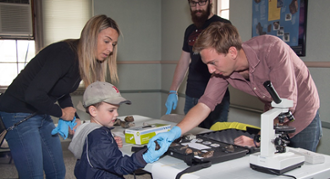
left=114, top=115, right=330, bottom=179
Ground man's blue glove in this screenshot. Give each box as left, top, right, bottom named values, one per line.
left=147, top=126, right=182, bottom=151
left=144, top=126, right=182, bottom=163
left=165, top=91, right=178, bottom=115
left=51, top=117, right=77, bottom=140
left=143, top=139, right=171, bottom=163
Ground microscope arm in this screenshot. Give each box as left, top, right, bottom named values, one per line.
left=260, top=108, right=288, bottom=157
left=260, top=81, right=293, bottom=157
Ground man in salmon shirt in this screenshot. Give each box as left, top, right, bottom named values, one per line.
left=150, top=22, right=321, bottom=153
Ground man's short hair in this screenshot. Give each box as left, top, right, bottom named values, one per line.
left=193, top=22, right=242, bottom=55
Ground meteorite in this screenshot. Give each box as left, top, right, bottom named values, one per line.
left=201, top=150, right=214, bottom=158
left=124, top=116, right=134, bottom=122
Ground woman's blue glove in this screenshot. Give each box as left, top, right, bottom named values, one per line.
left=143, top=139, right=171, bottom=163
left=147, top=126, right=182, bottom=152
left=51, top=117, right=77, bottom=140
left=165, top=91, right=178, bottom=115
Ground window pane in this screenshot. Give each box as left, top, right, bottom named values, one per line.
left=217, top=0, right=230, bottom=20
left=0, top=40, right=17, bottom=62
left=17, top=40, right=35, bottom=63
left=0, top=40, right=35, bottom=63
left=0, top=39, right=35, bottom=86
left=220, top=10, right=230, bottom=20
left=0, top=63, right=26, bottom=85
left=221, top=0, right=229, bottom=10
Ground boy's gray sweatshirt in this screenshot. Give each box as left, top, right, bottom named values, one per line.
left=68, top=122, right=102, bottom=159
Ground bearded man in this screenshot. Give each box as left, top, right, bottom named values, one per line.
left=165, top=0, right=231, bottom=129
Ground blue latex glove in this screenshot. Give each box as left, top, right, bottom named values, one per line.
left=146, top=126, right=181, bottom=160
left=165, top=91, right=178, bottom=115
left=68, top=117, right=77, bottom=131
left=143, top=139, right=171, bottom=163
left=51, top=117, right=77, bottom=140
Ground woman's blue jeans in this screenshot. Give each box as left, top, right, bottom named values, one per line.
left=0, top=112, right=66, bottom=179
left=289, top=110, right=322, bottom=152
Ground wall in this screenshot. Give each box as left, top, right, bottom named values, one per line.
left=160, top=0, right=191, bottom=115
left=93, top=0, right=162, bottom=118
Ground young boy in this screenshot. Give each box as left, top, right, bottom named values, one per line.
left=68, top=81, right=167, bottom=179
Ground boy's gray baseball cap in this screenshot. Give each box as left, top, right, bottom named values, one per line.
left=83, top=81, right=131, bottom=108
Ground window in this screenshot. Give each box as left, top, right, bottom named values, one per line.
left=0, top=0, right=91, bottom=87
left=42, top=0, right=91, bottom=47
left=217, top=0, right=230, bottom=20
left=0, top=40, right=35, bottom=86
left=0, top=0, right=34, bottom=86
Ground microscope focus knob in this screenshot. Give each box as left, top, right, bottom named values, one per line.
left=274, top=137, right=287, bottom=153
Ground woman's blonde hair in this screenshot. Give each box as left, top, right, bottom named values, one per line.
left=76, top=15, right=120, bottom=87
left=193, top=22, right=242, bottom=55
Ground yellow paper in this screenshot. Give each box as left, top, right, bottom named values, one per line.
left=268, top=0, right=281, bottom=21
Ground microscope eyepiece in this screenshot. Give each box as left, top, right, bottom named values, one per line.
left=263, top=81, right=281, bottom=104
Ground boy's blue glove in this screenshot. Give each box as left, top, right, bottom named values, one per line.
left=147, top=126, right=181, bottom=149
left=51, top=117, right=77, bottom=140
left=143, top=139, right=170, bottom=163
left=165, top=91, right=178, bottom=115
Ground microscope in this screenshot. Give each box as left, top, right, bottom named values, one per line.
left=249, top=81, right=305, bottom=175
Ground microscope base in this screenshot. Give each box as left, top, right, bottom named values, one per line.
left=249, top=152, right=305, bottom=175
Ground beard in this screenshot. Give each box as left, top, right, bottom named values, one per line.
left=190, top=3, right=212, bottom=29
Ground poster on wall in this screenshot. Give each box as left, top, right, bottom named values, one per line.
left=252, top=0, right=308, bottom=56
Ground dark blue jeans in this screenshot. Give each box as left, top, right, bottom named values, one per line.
left=289, top=110, right=322, bottom=152
left=184, top=92, right=230, bottom=129
left=0, top=112, right=66, bottom=179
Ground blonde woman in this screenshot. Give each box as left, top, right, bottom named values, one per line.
left=0, top=14, right=120, bottom=179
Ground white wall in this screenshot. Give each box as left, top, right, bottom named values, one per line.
left=93, top=0, right=162, bottom=118
left=160, top=0, right=191, bottom=115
